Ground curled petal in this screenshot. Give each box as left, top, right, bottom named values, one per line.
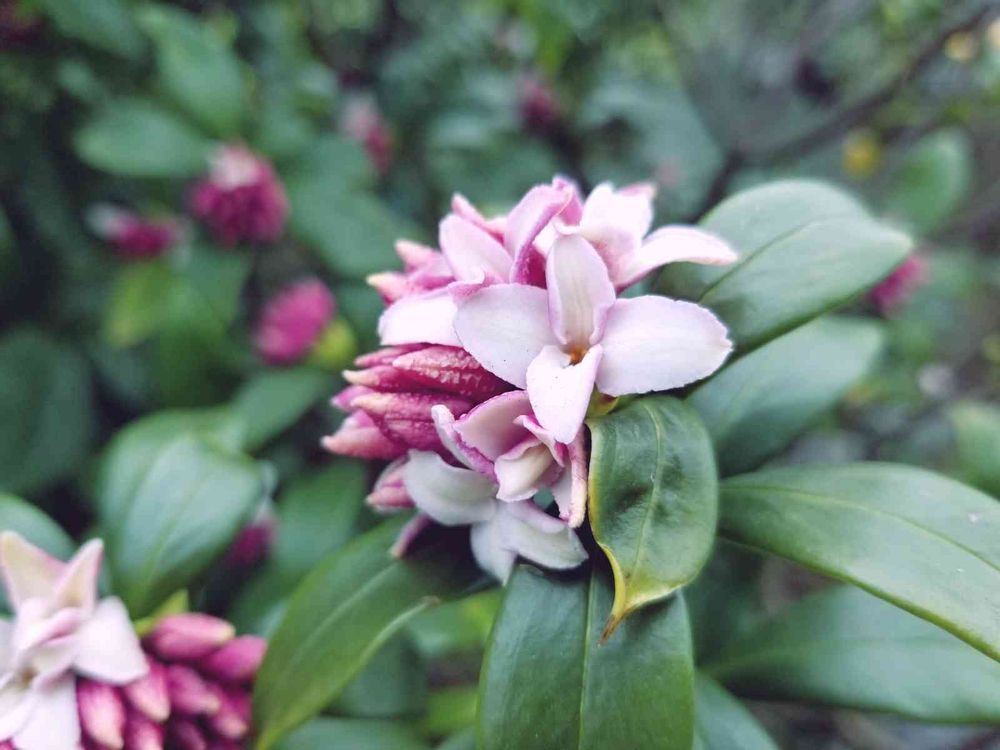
left=366, top=459, right=415, bottom=512
left=403, top=451, right=497, bottom=526
left=546, top=236, right=615, bottom=348
left=616, top=225, right=737, bottom=289
left=453, top=391, right=533, bottom=461
left=430, top=405, right=493, bottom=475
left=378, top=289, right=461, bottom=347
left=551, top=431, right=588, bottom=528
left=494, top=440, right=558, bottom=503
left=505, top=184, right=573, bottom=259
left=526, top=345, right=602, bottom=444
left=74, top=598, right=148, bottom=685
left=439, top=215, right=511, bottom=283
left=390, top=514, right=434, bottom=558
left=580, top=182, right=653, bottom=240
left=498, top=502, right=587, bottom=572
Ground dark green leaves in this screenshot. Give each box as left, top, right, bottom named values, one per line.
left=253, top=521, right=481, bottom=750
left=658, top=180, right=911, bottom=351
left=33, top=0, right=144, bottom=58
left=136, top=6, right=245, bottom=136
left=694, top=675, right=777, bottom=750
left=588, top=396, right=717, bottom=631
left=477, top=565, right=694, bottom=750
left=75, top=99, right=212, bottom=178
left=688, top=317, right=883, bottom=476
left=232, top=367, right=331, bottom=451
left=707, top=586, right=1000, bottom=723
left=0, top=330, right=94, bottom=496
left=718, top=463, right=1000, bottom=661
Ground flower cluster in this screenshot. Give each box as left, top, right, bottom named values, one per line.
left=253, top=278, right=337, bottom=366
left=325, top=177, right=737, bottom=580
left=88, top=206, right=184, bottom=261
left=0, top=533, right=265, bottom=750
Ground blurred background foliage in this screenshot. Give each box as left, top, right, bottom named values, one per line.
left=0, top=0, right=997, bottom=748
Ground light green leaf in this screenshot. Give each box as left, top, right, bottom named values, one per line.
left=694, top=675, right=778, bottom=750
left=477, top=565, right=694, bottom=750
left=335, top=635, right=427, bottom=719
left=253, top=521, right=481, bottom=750
left=588, top=396, right=717, bottom=632
left=103, top=261, right=176, bottom=348
left=949, top=401, right=1000, bottom=498
left=232, top=367, right=331, bottom=452
left=718, top=463, right=1000, bottom=661
left=688, top=317, right=883, bottom=476
left=706, top=586, right=1000, bottom=723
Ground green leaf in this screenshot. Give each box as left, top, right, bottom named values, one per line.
left=232, top=367, right=331, bottom=452
left=718, top=463, right=1000, bottom=661
left=688, top=317, right=883, bottom=476
left=418, top=685, right=477, bottom=738
left=0, top=330, right=94, bottom=496
left=657, top=180, right=911, bottom=350
left=949, top=401, right=1000, bottom=498
left=885, top=129, right=972, bottom=236
left=102, top=435, right=264, bottom=616
left=0, top=494, right=73, bottom=559
left=706, top=585, right=1000, bottom=723
left=335, top=635, right=427, bottom=719
left=103, top=261, right=176, bottom=348
left=75, top=98, right=212, bottom=178
left=588, top=396, right=717, bottom=632
left=253, top=521, right=481, bottom=750
left=477, top=565, right=694, bottom=750
left=276, top=718, right=430, bottom=750
left=33, top=0, right=144, bottom=59
left=694, top=675, right=777, bottom=750
left=136, top=5, right=244, bottom=137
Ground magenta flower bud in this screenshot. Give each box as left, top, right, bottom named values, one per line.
left=199, top=636, right=267, bottom=685
left=869, top=255, right=928, bottom=313
left=168, top=719, right=208, bottom=750
left=350, top=391, right=472, bottom=453
left=78, top=679, right=127, bottom=749
left=147, top=614, right=236, bottom=661
left=390, top=346, right=509, bottom=400
left=322, top=411, right=406, bottom=460
left=190, top=144, right=288, bottom=247
left=254, top=278, right=337, bottom=365
left=124, top=712, right=164, bottom=750
left=88, top=205, right=182, bottom=261
left=206, top=685, right=251, bottom=740
left=0, top=742, right=12, bottom=750
left=166, top=664, right=221, bottom=716
left=366, top=459, right=414, bottom=512
left=123, top=658, right=171, bottom=723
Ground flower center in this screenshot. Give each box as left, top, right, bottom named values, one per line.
left=567, top=345, right=588, bottom=365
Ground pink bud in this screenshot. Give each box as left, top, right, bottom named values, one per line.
left=366, top=459, right=414, bottom=512
left=123, top=713, right=164, bottom=750
left=166, top=665, right=221, bottom=716
left=88, top=205, right=182, bottom=261
left=205, top=741, right=242, bottom=750
left=0, top=741, right=15, bottom=750
left=354, top=345, right=422, bottom=369
left=167, top=719, right=208, bottom=750
left=123, top=658, right=171, bottom=723
left=321, top=412, right=406, bottom=461
left=390, top=346, right=509, bottom=400
left=366, top=272, right=411, bottom=304
left=147, top=614, right=235, bottom=660
left=199, top=636, right=267, bottom=685
left=869, top=255, right=928, bottom=313
left=343, top=365, right=423, bottom=392
left=395, top=240, right=439, bottom=270
left=254, top=279, right=337, bottom=365
left=206, top=685, right=251, bottom=740
left=350, top=391, right=472, bottom=452
left=78, top=680, right=127, bottom=749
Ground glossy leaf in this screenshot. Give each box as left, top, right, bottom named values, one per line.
left=232, top=367, right=331, bottom=452
left=253, top=521, right=481, bottom=750
left=277, top=718, right=430, bottom=750
left=688, top=317, right=883, bottom=476
left=477, top=565, right=695, bottom=750
left=588, top=396, right=717, bottom=632
left=718, top=463, right=1000, bottom=661
left=101, top=434, right=264, bottom=616
left=137, top=5, right=244, bottom=136
left=706, top=585, right=1000, bottom=723
left=658, top=180, right=911, bottom=350
left=335, top=635, right=427, bottom=719
left=0, top=330, right=94, bottom=496
left=75, top=99, right=212, bottom=178
left=694, top=675, right=777, bottom=750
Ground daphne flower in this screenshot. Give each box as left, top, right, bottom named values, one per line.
left=190, top=145, right=288, bottom=246
left=254, top=278, right=337, bottom=366
left=0, top=533, right=147, bottom=750
left=455, top=236, right=733, bottom=442
left=88, top=205, right=182, bottom=261
left=869, top=254, right=927, bottom=313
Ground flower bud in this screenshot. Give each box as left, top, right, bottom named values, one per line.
left=123, top=712, right=164, bottom=750
left=321, top=412, right=406, bottom=460
left=78, top=679, right=127, bottom=749
left=254, top=279, right=337, bottom=366
left=168, top=719, right=208, bottom=750
left=199, top=636, right=267, bottom=685
left=88, top=205, right=182, bottom=261
left=165, top=665, right=221, bottom=716
left=366, top=459, right=413, bottom=512
left=349, top=391, right=472, bottom=452
left=123, top=658, right=171, bottom=723
left=205, top=685, right=251, bottom=740
left=147, top=614, right=235, bottom=661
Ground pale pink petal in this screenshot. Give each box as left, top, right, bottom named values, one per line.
left=597, top=296, right=732, bottom=396
left=378, top=289, right=461, bottom=347
left=453, top=284, right=554, bottom=388
left=390, top=514, right=433, bottom=558
left=24, top=635, right=77, bottom=686
left=0, top=681, right=35, bottom=740
left=12, top=602, right=80, bottom=654
left=504, top=184, right=572, bottom=258
left=580, top=182, right=653, bottom=239
left=526, top=344, right=602, bottom=444
left=453, top=391, right=533, bottom=461
left=0, top=620, right=10, bottom=671
left=0, top=533, right=63, bottom=611
left=74, top=598, right=148, bottom=685
left=469, top=518, right=516, bottom=583
left=403, top=451, right=497, bottom=526
left=552, top=177, right=584, bottom=224
left=546, top=236, right=616, bottom=347
left=439, top=215, right=511, bottom=283
left=14, top=678, right=79, bottom=750
left=617, top=225, right=737, bottom=288
left=498, top=502, right=587, bottom=571
left=430, top=405, right=493, bottom=476
left=53, top=539, right=103, bottom=614
left=551, top=431, right=588, bottom=528
left=451, top=194, right=505, bottom=238
left=514, top=415, right=565, bottom=465
left=494, top=440, right=557, bottom=502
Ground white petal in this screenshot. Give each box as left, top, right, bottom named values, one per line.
left=0, top=681, right=34, bottom=740
left=0, top=620, right=11, bottom=672
left=74, top=597, right=148, bottom=684
left=378, top=288, right=461, bottom=347
left=581, top=182, right=653, bottom=240
left=551, top=431, right=588, bottom=528
left=53, top=539, right=103, bottom=614
left=494, top=440, right=556, bottom=502
left=618, top=225, right=737, bottom=288
left=439, top=215, right=512, bottom=283
left=14, top=678, right=79, bottom=750
left=469, top=518, right=516, bottom=583
left=498, top=502, right=587, bottom=571
left=597, top=296, right=732, bottom=396
left=403, top=451, right=497, bottom=526
left=453, top=392, right=533, bottom=461
left=453, top=284, right=555, bottom=388
left=526, top=345, right=601, bottom=444
left=546, top=236, right=615, bottom=348
left=430, top=405, right=493, bottom=475
left=0, top=533, right=63, bottom=611
left=504, top=184, right=571, bottom=258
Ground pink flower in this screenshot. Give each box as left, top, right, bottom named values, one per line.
left=88, top=205, right=182, bottom=260
left=190, top=145, right=288, bottom=247
left=341, top=95, right=393, bottom=175
left=254, top=278, right=337, bottom=366
left=0, top=533, right=147, bottom=750
left=869, top=255, right=927, bottom=313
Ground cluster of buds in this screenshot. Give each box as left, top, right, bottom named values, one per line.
left=253, top=278, right=338, bottom=366
left=325, top=177, right=738, bottom=581
left=88, top=206, right=183, bottom=261
left=190, top=145, right=288, bottom=247
left=869, top=254, right=928, bottom=314
left=340, top=95, right=393, bottom=176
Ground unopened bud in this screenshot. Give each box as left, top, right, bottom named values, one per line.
left=78, top=680, right=127, bottom=749
left=166, top=664, right=221, bottom=716
left=199, top=636, right=267, bottom=685
left=123, top=713, right=164, bottom=750
left=123, top=658, right=170, bottom=723
left=147, top=614, right=235, bottom=660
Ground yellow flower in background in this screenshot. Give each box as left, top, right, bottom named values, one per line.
left=945, top=31, right=978, bottom=63
left=843, top=130, right=882, bottom=179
